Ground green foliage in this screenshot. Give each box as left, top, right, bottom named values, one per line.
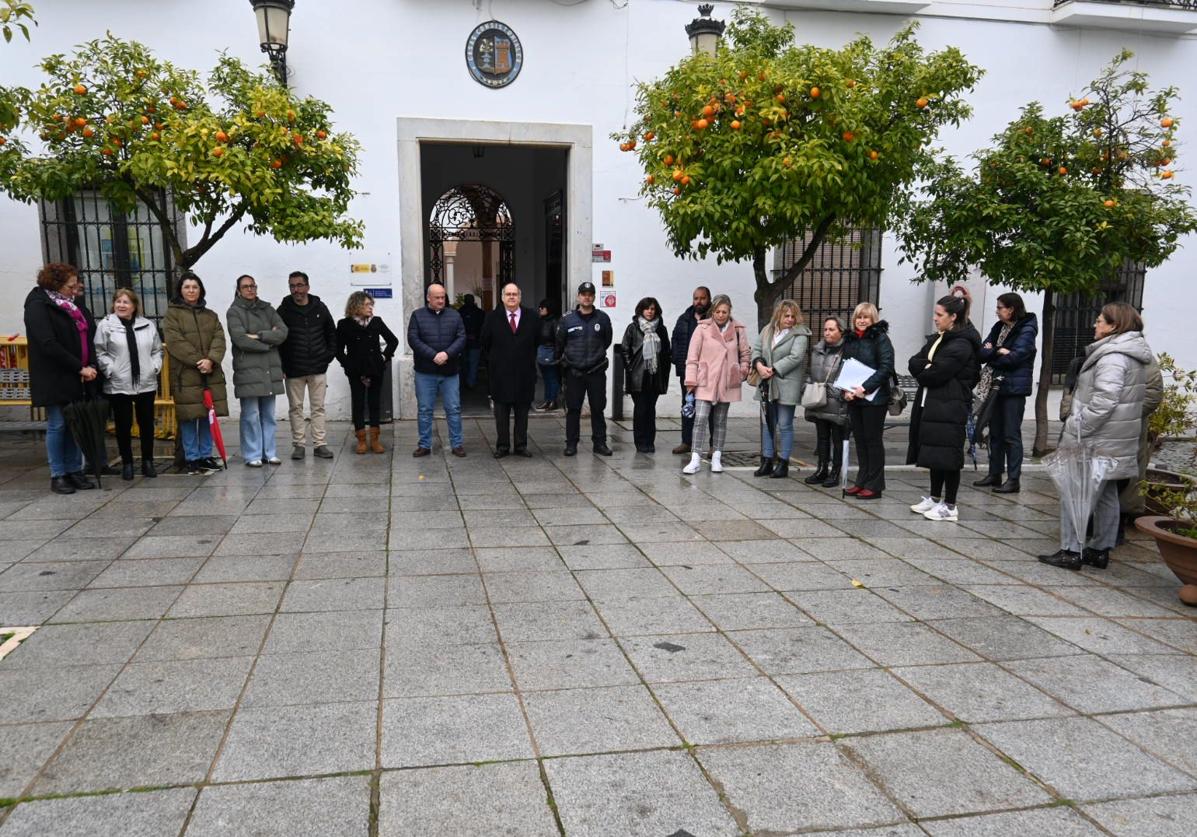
left=1144, top=476, right=1197, bottom=538
left=613, top=8, right=982, bottom=313
left=895, top=50, right=1197, bottom=293
left=1149, top=353, right=1197, bottom=451
left=0, top=1, right=35, bottom=44
left=0, top=34, right=363, bottom=269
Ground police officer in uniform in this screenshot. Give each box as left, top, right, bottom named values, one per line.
left=556, top=281, right=613, bottom=456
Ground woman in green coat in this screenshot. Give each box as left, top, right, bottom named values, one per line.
left=750, top=299, right=811, bottom=479
left=226, top=274, right=288, bottom=467
left=163, top=272, right=228, bottom=475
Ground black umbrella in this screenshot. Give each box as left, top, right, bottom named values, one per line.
left=63, top=395, right=110, bottom=487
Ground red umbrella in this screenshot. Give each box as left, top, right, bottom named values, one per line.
left=202, top=378, right=228, bottom=469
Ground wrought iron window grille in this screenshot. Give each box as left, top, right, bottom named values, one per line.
left=771, top=225, right=883, bottom=336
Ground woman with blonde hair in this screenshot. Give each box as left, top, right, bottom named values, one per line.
left=750, top=299, right=811, bottom=479
left=683, top=294, right=750, bottom=474
left=94, top=288, right=163, bottom=480
left=841, top=302, right=894, bottom=499
left=336, top=291, right=399, bottom=454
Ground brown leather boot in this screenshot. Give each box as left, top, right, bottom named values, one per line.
left=355, top=429, right=368, bottom=454
left=369, top=426, right=385, bottom=454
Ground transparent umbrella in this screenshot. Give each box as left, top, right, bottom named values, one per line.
left=1042, top=425, right=1118, bottom=544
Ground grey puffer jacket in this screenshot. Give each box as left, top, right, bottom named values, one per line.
left=226, top=296, right=288, bottom=399
left=805, top=339, right=849, bottom=426
left=94, top=313, right=163, bottom=396
left=1064, top=330, right=1152, bottom=480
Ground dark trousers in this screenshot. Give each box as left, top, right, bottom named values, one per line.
left=493, top=400, right=530, bottom=452
left=565, top=371, right=607, bottom=447
left=679, top=378, right=714, bottom=445
left=110, top=391, right=156, bottom=464
left=630, top=385, right=659, bottom=450
left=814, top=419, right=847, bottom=468
left=348, top=377, right=382, bottom=429
left=930, top=468, right=962, bottom=504
left=848, top=403, right=888, bottom=491
left=987, top=394, right=1026, bottom=480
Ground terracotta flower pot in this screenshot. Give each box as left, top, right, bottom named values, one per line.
left=1135, top=515, right=1197, bottom=606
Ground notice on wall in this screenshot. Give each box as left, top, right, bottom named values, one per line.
left=591, top=246, right=611, bottom=263
left=603, top=293, right=617, bottom=308
left=601, top=270, right=614, bottom=287
left=364, top=287, right=393, bottom=299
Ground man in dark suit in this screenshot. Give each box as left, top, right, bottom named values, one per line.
left=480, top=282, right=538, bottom=457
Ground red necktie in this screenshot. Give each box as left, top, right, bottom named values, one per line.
left=509, top=312, right=517, bottom=334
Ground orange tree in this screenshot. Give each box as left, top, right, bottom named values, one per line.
left=613, top=9, right=981, bottom=326
left=894, top=51, right=1197, bottom=454
left=0, top=34, right=363, bottom=273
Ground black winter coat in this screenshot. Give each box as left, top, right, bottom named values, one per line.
left=906, top=324, right=982, bottom=471
left=537, top=314, right=560, bottom=348
left=556, top=308, right=613, bottom=375
left=335, top=317, right=398, bottom=381
left=481, top=306, right=538, bottom=404
left=277, top=294, right=337, bottom=378
left=978, top=313, right=1038, bottom=397
left=459, top=301, right=485, bottom=348
left=407, top=305, right=465, bottom=376
left=842, top=320, right=894, bottom=399
left=24, top=287, right=99, bottom=407
left=620, top=318, right=671, bottom=395
left=671, top=305, right=705, bottom=379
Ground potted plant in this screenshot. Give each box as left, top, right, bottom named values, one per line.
left=1143, top=354, right=1197, bottom=513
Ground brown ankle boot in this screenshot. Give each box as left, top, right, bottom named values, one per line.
left=355, top=429, right=368, bottom=454
left=369, top=426, right=385, bottom=453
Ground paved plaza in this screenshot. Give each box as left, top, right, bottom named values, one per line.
left=1, top=415, right=1196, bottom=836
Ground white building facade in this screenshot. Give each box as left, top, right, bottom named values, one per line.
left=1, top=0, right=1195, bottom=419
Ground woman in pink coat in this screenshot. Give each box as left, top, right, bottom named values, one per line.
left=683, top=294, right=750, bottom=474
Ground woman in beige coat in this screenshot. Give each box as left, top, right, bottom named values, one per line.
left=683, top=294, right=750, bottom=474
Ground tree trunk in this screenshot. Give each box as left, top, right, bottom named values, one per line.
left=752, top=247, right=771, bottom=330
left=1032, top=287, right=1056, bottom=457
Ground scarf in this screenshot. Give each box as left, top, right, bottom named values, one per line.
left=47, top=289, right=90, bottom=367
left=638, top=316, right=660, bottom=375
left=772, top=327, right=790, bottom=347
left=122, top=316, right=141, bottom=387
left=975, top=321, right=1013, bottom=405
left=854, top=327, right=866, bottom=338
left=354, top=315, right=373, bottom=328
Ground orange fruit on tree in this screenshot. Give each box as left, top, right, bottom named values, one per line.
left=868, top=149, right=879, bottom=160
left=672, top=168, right=684, bottom=182
left=735, top=106, right=745, bottom=117
left=81, top=126, right=95, bottom=138
left=627, top=139, right=636, bottom=150
left=287, top=109, right=297, bottom=123
left=1103, top=199, right=1116, bottom=208
left=52, top=113, right=64, bottom=122
left=73, top=117, right=87, bottom=128
left=212, top=146, right=224, bottom=157
left=702, top=104, right=714, bottom=118
left=1162, top=170, right=1174, bottom=179
left=1161, top=117, right=1175, bottom=128
left=809, top=87, right=820, bottom=99
left=916, top=97, right=929, bottom=109
left=149, top=132, right=160, bottom=141
left=0, top=136, right=6, bottom=146
left=1058, top=166, right=1068, bottom=175
left=643, top=131, right=654, bottom=141
left=271, top=159, right=283, bottom=169
left=672, top=186, right=681, bottom=196
left=695, top=118, right=709, bottom=131
left=782, top=156, right=793, bottom=167
left=674, top=110, right=682, bottom=118
left=215, top=130, right=229, bottom=143
left=663, top=154, right=674, bottom=165
left=845, top=79, right=857, bottom=89
left=100, top=147, right=113, bottom=156
left=110, top=137, right=122, bottom=147
left=730, top=120, right=742, bottom=131
left=645, top=174, right=655, bottom=184
left=724, top=93, right=736, bottom=105
left=140, top=115, right=150, bottom=125
left=293, top=133, right=304, bottom=146
left=681, top=175, right=691, bottom=186
left=758, top=71, right=767, bottom=81
left=73, top=84, right=87, bottom=95
left=842, top=131, right=855, bottom=142
left=1163, top=139, right=1172, bottom=148
left=775, top=93, right=786, bottom=104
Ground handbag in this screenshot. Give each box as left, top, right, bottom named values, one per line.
left=887, top=371, right=907, bottom=416
left=801, top=353, right=839, bottom=409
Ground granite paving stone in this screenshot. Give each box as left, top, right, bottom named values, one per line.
left=492, top=600, right=606, bottom=642
left=187, top=775, right=371, bottom=837
left=591, top=595, right=714, bottom=636
left=1006, top=654, right=1191, bottom=713
left=0, top=664, right=121, bottom=723
left=242, top=649, right=380, bottom=706
left=0, top=721, right=73, bottom=797
left=654, top=676, right=820, bottom=744
left=927, top=616, right=1086, bottom=661
left=894, top=661, right=1073, bottom=723
left=1097, top=707, right=1197, bottom=776
left=690, top=591, right=813, bottom=631
left=381, top=693, right=533, bottom=767
left=779, top=667, right=946, bottom=734
left=1083, top=793, right=1197, bottom=837
left=280, top=576, right=385, bottom=612
left=922, top=807, right=1105, bottom=836
left=295, top=551, right=388, bottom=579
left=384, top=604, right=498, bottom=645
left=505, top=637, right=641, bottom=690
left=0, top=787, right=197, bottom=837
left=383, top=641, right=511, bottom=697
left=0, top=560, right=106, bottom=592
left=90, top=655, right=254, bottom=717
left=523, top=684, right=680, bottom=755
left=50, top=584, right=182, bottom=622
left=167, top=581, right=284, bottom=618
left=2, top=620, right=154, bottom=668
left=620, top=632, right=760, bottom=682
left=833, top=621, right=982, bottom=667
left=730, top=625, right=875, bottom=674
left=263, top=609, right=382, bottom=653
left=134, top=614, right=271, bottom=661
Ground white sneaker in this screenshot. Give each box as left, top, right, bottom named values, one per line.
left=923, top=502, right=959, bottom=522
left=710, top=451, right=723, bottom=473
left=246, top=459, right=264, bottom=468
left=910, top=496, right=938, bottom=514
left=682, top=453, right=701, bottom=475
left=266, top=456, right=282, bottom=465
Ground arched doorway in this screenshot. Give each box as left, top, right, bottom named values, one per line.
left=427, top=184, right=514, bottom=308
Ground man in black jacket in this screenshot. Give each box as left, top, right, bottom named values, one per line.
left=480, top=282, right=538, bottom=457
left=671, top=285, right=711, bottom=454
left=408, top=283, right=467, bottom=457
left=278, top=271, right=337, bottom=460
left=556, top=281, right=613, bottom=456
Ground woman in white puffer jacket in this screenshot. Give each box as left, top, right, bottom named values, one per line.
left=94, top=288, right=163, bottom=480
left=1039, top=302, right=1152, bottom=572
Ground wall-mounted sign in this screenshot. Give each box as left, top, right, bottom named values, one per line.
left=592, top=248, right=611, bottom=263
left=364, top=287, right=393, bottom=299
left=601, top=270, right=614, bottom=287
left=603, top=293, right=617, bottom=308
left=350, top=264, right=377, bottom=273
left=466, top=21, right=523, bottom=89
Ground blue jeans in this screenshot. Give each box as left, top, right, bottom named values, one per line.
left=180, top=417, right=213, bottom=461
left=761, top=402, right=796, bottom=460
left=415, top=371, right=463, bottom=449
left=239, top=396, right=277, bottom=462
left=461, top=347, right=481, bottom=388
left=45, top=404, right=83, bottom=477
left=988, top=394, right=1026, bottom=480
left=537, top=345, right=559, bottom=403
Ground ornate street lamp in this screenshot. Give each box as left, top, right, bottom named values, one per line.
left=249, top=0, right=294, bottom=85
left=685, top=4, right=725, bottom=56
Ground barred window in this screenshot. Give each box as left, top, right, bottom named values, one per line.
left=39, top=189, right=185, bottom=324
left=1050, top=261, right=1146, bottom=382
left=772, top=226, right=882, bottom=331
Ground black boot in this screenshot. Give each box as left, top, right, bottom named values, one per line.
left=753, top=456, right=775, bottom=477
left=822, top=466, right=841, bottom=488
left=1037, top=549, right=1082, bottom=571
left=1081, top=547, right=1110, bottom=569
left=993, top=479, right=1020, bottom=494
left=50, top=476, right=76, bottom=495
left=142, top=459, right=157, bottom=478
left=804, top=461, right=829, bottom=484
left=121, top=462, right=134, bottom=481
left=770, top=460, right=790, bottom=479
left=973, top=473, right=1001, bottom=487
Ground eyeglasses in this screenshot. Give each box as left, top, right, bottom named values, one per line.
left=240, top=283, right=257, bottom=290
left=288, top=283, right=307, bottom=289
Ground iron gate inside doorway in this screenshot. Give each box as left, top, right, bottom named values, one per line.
left=427, top=184, right=514, bottom=294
